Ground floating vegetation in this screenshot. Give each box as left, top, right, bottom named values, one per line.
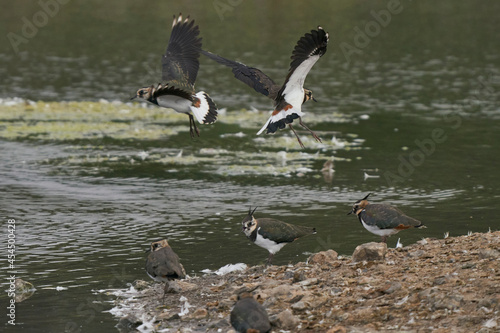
left=0, top=99, right=364, bottom=178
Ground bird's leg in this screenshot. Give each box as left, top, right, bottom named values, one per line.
left=288, top=124, right=305, bottom=149
left=381, top=236, right=388, bottom=243
left=299, top=117, right=322, bottom=143
left=265, top=253, right=274, bottom=266
left=188, top=114, right=200, bottom=138
left=162, top=282, right=169, bottom=303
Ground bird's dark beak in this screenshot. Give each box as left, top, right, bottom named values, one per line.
left=130, top=95, right=137, bottom=100
left=145, top=248, right=151, bottom=253
left=312, top=97, right=318, bottom=102
left=347, top=210, right=353, bottom=215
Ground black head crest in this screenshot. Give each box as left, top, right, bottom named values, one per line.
left=248, top=206, right=258, bottom=216
left=361, top=193, right=371, bottom=201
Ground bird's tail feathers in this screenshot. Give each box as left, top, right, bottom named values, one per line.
left=191, top=91, right=218, bottom=124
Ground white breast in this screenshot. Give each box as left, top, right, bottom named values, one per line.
left=361, top=218, right=399, bottom=237
left=254, top=228, right=287, bottom=254
left=157, top=95, right=192, bottom=113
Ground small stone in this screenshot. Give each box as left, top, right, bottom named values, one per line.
left=132, top=280, right=149, bottom=291
left=327, top=326, right=347, bottom=333
left=291, top=300, right=307, bottom=311
left=433, top=277, right=447, bottom=286
left=308, top=250, right=338, bottom=265
left=433, top=294, right=463, bottom=310
left=191, top=307, right=208, bottom=319
left=166, top=313, right=181, bottom=321
left=14, top=278, right=36, bottom=302
left=165, top=281, right=182, bottom=293
left=157, top=311, right=174, bottom=320
left=267, top=284, right=302, bottom=301
left=15, top=278, right=35, bottom=293
left=271, top=309, right=300, bottom=329
left=352, top=242, right=387, bottom=262
left=178, top=281, right=199, bottom=292
left=298, top=278, right=318, bottom=287
left=418, top=287, right=437, bottom=299
left=479, top=248, right=500, bottom=259
left=292, top=271, right=305, bottom=283
left=218, top=298, right=234, bottom=310
left=382, top=281, right=402, bottom=294
left=408, top=249, right=425, bottom=258
left=116, top=315, right=140, bottom=331
left=211, top=318, right=230, bottom=329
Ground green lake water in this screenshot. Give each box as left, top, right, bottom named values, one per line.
left=0, top=0, right=499, bottom=332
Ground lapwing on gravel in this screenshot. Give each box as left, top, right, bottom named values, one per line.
left=230, top=292, right=271, bottom=333
left=145, top=239, right=186, bottom=297
left=241, top=207, right=317, bottom=265
left=131, top=14, right=218, bottom=138
left=348, top=193, right=426, bottom=243
left=202, top=26, right=329, bottom=148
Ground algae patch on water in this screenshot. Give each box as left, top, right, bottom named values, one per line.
left=0, top=100, right=188, bottom=141
left=0, top=100, right=356, bottom=144
left=1, top=100, right=364, bottom=178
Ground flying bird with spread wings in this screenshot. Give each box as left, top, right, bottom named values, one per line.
left=202, top=27, right=329, bottom=148
left=132, top=14, right=218, bottom=138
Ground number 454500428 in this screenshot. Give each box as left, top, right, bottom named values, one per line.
left=7, top=219, right=15, bottom=269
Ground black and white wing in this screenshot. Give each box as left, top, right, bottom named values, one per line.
left=162, top=14, right=202, bottom=93
left=201, top=49, right=280, bottom=99
left=257, top=27, right=329, bottom=136
left=278, top=26, right=329, bottom=100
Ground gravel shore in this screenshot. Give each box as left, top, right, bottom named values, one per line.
left=111, top=231, right=500, bottom=332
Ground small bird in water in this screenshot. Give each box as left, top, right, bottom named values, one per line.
left=348, top=193, right=426, bottom=243
left=230, top=292, right=271, bottom=333
left=131, top=14, right=218, bottom=138
left=145, top=239, right=185, bottom=297
left=241, top=207, right=316, bottom=265
left=202, top=26, right=329, bottom=148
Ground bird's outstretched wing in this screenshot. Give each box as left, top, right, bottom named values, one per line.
left=201, top=49, right=280, bottom=99
left=278, top=26, right=329, bottom=99
left=162, top=14, right=202, bottom=92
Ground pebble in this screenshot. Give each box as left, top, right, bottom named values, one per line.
left=191, top=307, right=207, bottom=319
left=271, top=309, right=300, bottom=330
left=291, top=300, right=307, bottom=311
left=352, top=242, right=387, bottom=262
left=308, top=249, right=338, bottom=265
left=478, top=248, right=500, bottom=259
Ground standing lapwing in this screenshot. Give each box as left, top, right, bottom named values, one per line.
left=132, top=14, right=218, bottom=138
left=202, top=26, right=329, bottom=148
left=241, top=207, right=316, bottom=265
left=145, top=239, right=186, bottom=297
left=348, top=193, right=426, bottom=243
left=230, top=292, right=271, bottom=333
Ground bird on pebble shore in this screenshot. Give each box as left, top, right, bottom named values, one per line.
left=348, top=193, right=426, bottom=243
left=145, top=239, right=186, bottom=298
left=241, top=207, right=316, bottom=265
